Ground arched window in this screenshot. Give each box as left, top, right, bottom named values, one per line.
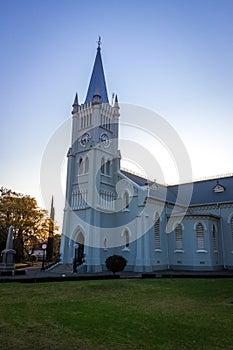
left=154, top=213, right=160, bottom=250
left=101, top=157, right=105, bottom=174
left=124, top=192, right=129, bottom=209
left=231, top=216, right=233, bottom=244
left=175, top=224, right=183, bottom=250
left=79, top=157, right=83, bottom=175
left=212, top=224, right=217, bottom=251
left=106, top=160, right=110, bottom=176
left=104, top=238, right=107, bottom=250
left=196, top=223, right=205, bottom=250
left=84, top=157, right=89, bottom=174
left=124, top=230, right=129, bottom=248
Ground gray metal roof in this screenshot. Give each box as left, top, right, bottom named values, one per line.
left=122, top=170, right=233, bottom=206
left=85, top=47, right=109, bottom=104
left=121, top=170, right=168, bottom=202
left=168, top=176, right=233, bottom=206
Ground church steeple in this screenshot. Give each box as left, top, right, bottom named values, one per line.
left=85, top=37, right=109, bottom=104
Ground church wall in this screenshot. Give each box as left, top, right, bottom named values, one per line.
left=190, top=203, right=233, bottom=269
left=167, top=216, right=224, bottom=271
left=219, top=206, right=233, bottom=269
left=149, top=209, right=169, bottom=271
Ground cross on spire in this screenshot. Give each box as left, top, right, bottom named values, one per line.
left=97, top=36, right=102, bottom=50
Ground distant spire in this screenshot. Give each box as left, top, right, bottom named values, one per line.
left=85, top=38, right=109, bottom=104
left=47, top=196, right=55, bottom=260
left=73, top=93, right=79, bottom=106
left=50, top=195, right=55, bottom=221
left=72, top=93, right=79, bottom=114
left=114, top=94, right=119, bottom=108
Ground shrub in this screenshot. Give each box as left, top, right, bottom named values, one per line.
left=29, top=254, right=38, bottom=264
left=105, top=255, right=127, bottom=275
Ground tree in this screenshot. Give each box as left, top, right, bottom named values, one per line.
left=0, top=187, right=59, bottom=262
left=105, top=255, right=127, bottom=275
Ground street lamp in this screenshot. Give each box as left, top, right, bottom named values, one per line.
left=41, top=243, right=47, bottom=271
left=73, top=243, right=79, bottom=273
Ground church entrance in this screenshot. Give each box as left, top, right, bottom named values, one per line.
left=73, top=232, right=85, bottom=272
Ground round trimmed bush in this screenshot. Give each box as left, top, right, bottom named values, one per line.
left=105, top=255, right=127, bottom=275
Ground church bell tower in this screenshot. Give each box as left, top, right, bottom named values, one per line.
left=60, top=39, right=120, bottom=272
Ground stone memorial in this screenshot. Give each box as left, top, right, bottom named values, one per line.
left=0, top=226, right=16, bottom=276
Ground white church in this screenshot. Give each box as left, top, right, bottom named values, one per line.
left=59, top=41, right=233, bottom=273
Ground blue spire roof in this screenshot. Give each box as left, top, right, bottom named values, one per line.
left=85, top=45, right=109, bottom=103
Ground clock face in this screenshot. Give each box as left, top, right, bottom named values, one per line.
left=80, top=133, right=91, bottom=147
left=100, top=133, right=110, bottom=147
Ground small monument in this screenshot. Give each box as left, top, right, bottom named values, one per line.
left=0, top=226, right=16, bottom=276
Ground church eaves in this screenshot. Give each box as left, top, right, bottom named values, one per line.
left=85, top=42, right=109, bottom=104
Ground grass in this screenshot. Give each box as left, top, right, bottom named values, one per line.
left=0, top=278, right=233, bottom=349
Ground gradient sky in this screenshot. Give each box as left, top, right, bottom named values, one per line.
left=1, top=0, right=233, bottom=224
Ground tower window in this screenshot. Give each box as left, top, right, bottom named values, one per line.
left=106, top=160, right=110, bottom=176
left=79, top=157, right=83, bottom=175
left=101, top=157, right=105, bottom=174
left=84, top=157, right=89, bottom=174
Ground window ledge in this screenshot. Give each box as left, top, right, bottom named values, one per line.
left=196, top=249, right=208, bottom=253
left=154, top=249, right=162, bottom=253
left=174, top=249, right=184, bottom=253
left=122, top=247, right=130, bottom=252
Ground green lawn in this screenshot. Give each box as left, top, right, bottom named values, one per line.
left=0, top=278, right=233, bottom=350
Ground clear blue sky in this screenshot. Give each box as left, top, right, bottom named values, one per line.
left=0, top=0, right=233, bottom=221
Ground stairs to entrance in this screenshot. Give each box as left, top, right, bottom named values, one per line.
left=48, top=263, right=87, bottom=275
left=48, top=263, right=73, bottom=275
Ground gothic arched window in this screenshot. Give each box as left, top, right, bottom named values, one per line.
left=104, top=238, right=107, bottom=250
left=124, top=230, right=129, bottom=248
left=106, top=160, right=110, bottom=176
left=124, top=192, right=129, bottom=209
left=101, top=157, right=105, bottom=174
left=154, top=213, right=160, bottom=250
left=230, top=216, right=233, bottom=247
left=79, top=157, right=83, bottom=175
left=85, top=157, right=89, bottom=174
left=196, top=223, right=205, bottom=250
left=212, top=224, right=217, bottom=251
left=175, top=224, right=183, bottom=250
